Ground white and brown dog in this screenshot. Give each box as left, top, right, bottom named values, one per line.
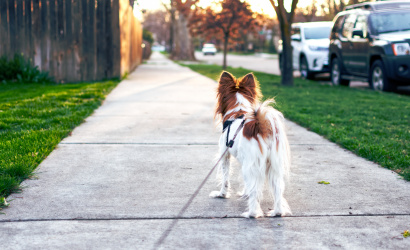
left=210, top=71, right=291, bottom=218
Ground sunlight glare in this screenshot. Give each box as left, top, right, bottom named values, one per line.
left=135, top=0, right=320, bottom=18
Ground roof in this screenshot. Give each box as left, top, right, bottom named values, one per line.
left=344, top=0, right=410, bottom=11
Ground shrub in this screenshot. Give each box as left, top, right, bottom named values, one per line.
left=0, top=54, right=53, bottom=83
left=143, top=29, right=154, bottom=45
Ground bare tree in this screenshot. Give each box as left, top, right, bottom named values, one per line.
left=142, top=10, right=171, bottom=46
left=193, top=0, right=256, bottom=69
left=298, top=0, right=318, bottom=22
left=163, top=0, right=198, bottom=60
left=269, top=0, right=299, bottom=86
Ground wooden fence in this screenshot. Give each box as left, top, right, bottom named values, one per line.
left=0, top=0, right=142, bottom=83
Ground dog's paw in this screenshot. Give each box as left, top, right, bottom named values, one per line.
left=267, top=209, right=291, bottom=217
left=209, top=191, right=230, bottom=199
left=267, top=210, right=282, bottom=217
left=241, top=211, right=263, bottom=219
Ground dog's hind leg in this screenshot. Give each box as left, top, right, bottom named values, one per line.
left=241, top=163, right=264, bottom=218
left=209, top=151, right=231, bottom=198
left=267, top=173, right=291, bottom=217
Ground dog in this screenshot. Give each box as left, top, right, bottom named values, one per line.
left=210, top=71, right=291, bottom=218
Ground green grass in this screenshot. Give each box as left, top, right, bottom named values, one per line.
left=0, top=80, right=119, bottom=205
left=227, top=51, right=256, bottom=56
left=181, top=63, right=410, bottom=181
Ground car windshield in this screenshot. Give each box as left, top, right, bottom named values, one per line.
left=204, top=44, right=215, bottom=48
left=369, top=12, right=410, bottom=35
left=304, top=26, right=331, bottom=39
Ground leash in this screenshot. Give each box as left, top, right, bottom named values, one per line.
left=154, top=118, right=246, bottom=249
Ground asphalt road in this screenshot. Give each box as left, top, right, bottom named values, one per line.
left=195, top=51, right=410, bottom=95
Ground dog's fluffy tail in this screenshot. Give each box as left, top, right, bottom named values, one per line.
left=253, top=99, right=291, bottom=215
left=250, top=99, right=291, bottom=174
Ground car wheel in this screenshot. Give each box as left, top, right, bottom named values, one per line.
left=369, top=60, right=396, bottom=92
left=300, top=57, right=314, bottom=80
left=331, top=57, right=350, bottom=86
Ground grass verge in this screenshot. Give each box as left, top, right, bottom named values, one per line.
left=181, top=63, right=410, bottom=181
left=0, top=80, right=119, bottom=207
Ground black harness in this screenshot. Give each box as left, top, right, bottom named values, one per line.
left=222, top=115, right=245, bottom=148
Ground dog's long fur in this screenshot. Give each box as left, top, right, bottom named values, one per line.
left=210, top=71, right=291, bottom=218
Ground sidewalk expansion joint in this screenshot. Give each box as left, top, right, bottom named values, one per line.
left=59, top=142, right=218, bottom=146
left=59, top=142, right=330, bottom=146
left=1, top=213, right=409, bottom=223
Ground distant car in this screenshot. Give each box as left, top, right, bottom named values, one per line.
left=202, top=43, right=217, bottom=55
left=278, top=22, right=333, bottom=79
left=329, top=1, right=410, bottom=91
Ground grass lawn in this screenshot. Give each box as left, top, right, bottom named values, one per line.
left=181, top=63, right=410, bottom=181
left=0, top=80, right=119, bottom=206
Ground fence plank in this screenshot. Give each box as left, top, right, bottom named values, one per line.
left=49, top=0, right=57, bottom=80
left=24, top=0, right=33, bottom=61
left=105, top=0, right=113, bottom=79
left=0, top=1, right=9, bottom=57
left=16, top=0, right=24, bottom=57
left=71, top=0, right=82, bottom=81
left=86, top=0, right=96, bottom=81
left=40, top=0, right=49, bottom=72
left=96, top=0, right=107, bottom=79
left=64, top=0, right=74, bottom=82
left=56, top=0, right=65, bottom=82
left=80, top=0, right=88, bottom=81
left=8, top=0, right=16, bottom=56
left=32, top=0, right=42, bottom=68
left=111, top=0, right=121, bottom=78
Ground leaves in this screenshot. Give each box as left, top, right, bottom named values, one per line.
left=0, top=197, right=9, bottom=208
left=403, top=230, right=409, bottom=238
left=318, top=181, right=330, bottom=185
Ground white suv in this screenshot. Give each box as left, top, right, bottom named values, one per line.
left=202, top=43, right=217, bottom=55
left=279, top=22, right=333, bottom=79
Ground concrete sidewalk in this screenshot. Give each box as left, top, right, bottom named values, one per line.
left=1, top=52, right=409, bottom=249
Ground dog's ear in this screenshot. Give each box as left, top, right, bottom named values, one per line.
left=240, top=73, right=256, bottom=88
left=219, top=71, right=236, bottom=85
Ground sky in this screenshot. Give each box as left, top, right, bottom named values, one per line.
left=133, top=0, right=312, bottom=19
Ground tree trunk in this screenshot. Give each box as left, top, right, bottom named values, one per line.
left=223, top=33, right=229, bottom=69
left=169, top=7, right=175, bottom=53
left=279, top=22, right=293, bottom=86
left=171, top=12, right=196, bottom=61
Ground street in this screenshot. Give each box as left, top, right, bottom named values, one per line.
left=195, top=52, right=410, bottom=95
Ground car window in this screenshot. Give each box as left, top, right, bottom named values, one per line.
left=332, top=15, right=345, bottom=34
left=341, top=14, right=357, bottom=39
left=291, top=27, right=301, bottom=36
left=304, top=26, right=332, bottom=40
left=369, top=12, right=410, bottom=35
left=354, top=15, right=368, bottom=38
left=290, top=27, right=300, bottom=35
left=291, top=27, right=301, bottom=41
left=331, top=15, right=346, bottom=39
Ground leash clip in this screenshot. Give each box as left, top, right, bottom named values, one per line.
left=227, top=140, right=234, bottom=148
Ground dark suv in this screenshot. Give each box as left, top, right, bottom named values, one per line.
left=329, top=1, right=410, bottom=91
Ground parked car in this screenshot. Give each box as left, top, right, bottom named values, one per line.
left=278, top=22, right=333, bottom=79
left=202, top=43, right=217, bottom=55
left=329, top=0, right=410, bottom=91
